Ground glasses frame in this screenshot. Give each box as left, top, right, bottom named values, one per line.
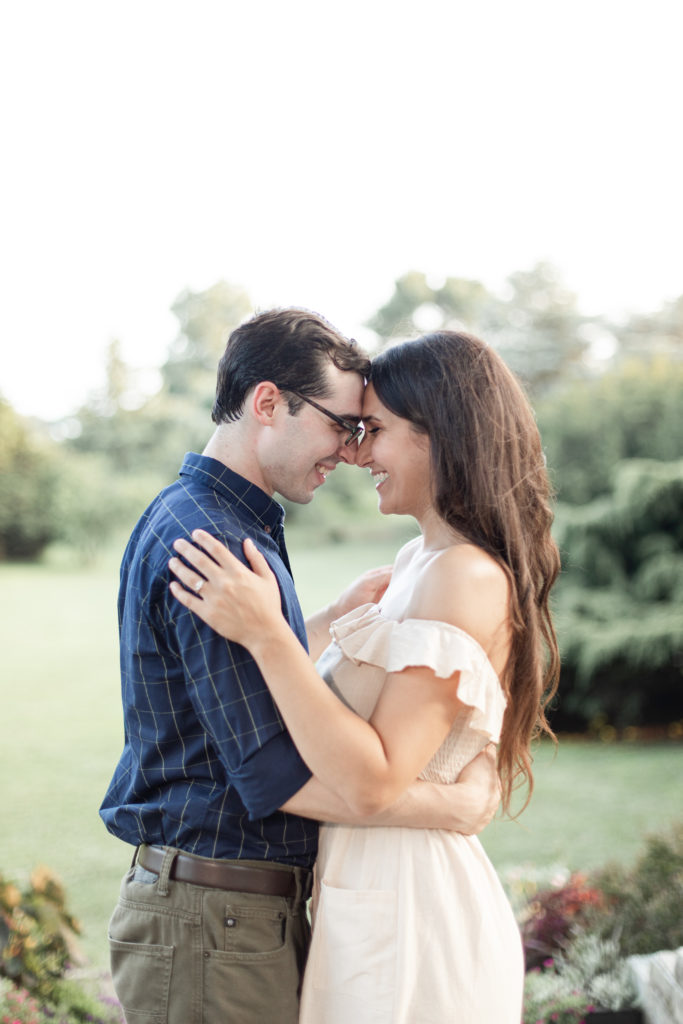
left=290, top=392, right=364, bottom=446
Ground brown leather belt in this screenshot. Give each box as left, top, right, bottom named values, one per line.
left=138, top=845, right=310, bottom=900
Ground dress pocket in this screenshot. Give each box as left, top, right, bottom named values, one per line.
left=310, top=880, right=397, bottom=1007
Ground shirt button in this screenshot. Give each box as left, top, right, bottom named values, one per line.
left=226, top=917, right=237, bottom=928
left=264, top=526, right=271, bottom=534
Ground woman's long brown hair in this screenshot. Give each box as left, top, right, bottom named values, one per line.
left=370, top=331, right=561, bottom=814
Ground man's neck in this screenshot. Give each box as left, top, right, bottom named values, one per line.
left=202, top=424, right=272, bottom=497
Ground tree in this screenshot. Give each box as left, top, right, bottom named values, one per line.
left=537, top=356, right=683, bottom=504
left=367, top=262, right=591, bottom=394
left=54, top=451, right=157, bottom=563
left=0, top=398, right=62, bottom=560
left=69, top=282, right=254, bottom=481
left=161, top=280, right=253, bottom=402
left=551, top=458, right=683, bottom=729
left=613, top=293, right=683, bottom=362
left=492, top=262, right=590, bottom=392
left=366, top=270, right=502, bottom=344
left=539, top=358, right=683, bottom=728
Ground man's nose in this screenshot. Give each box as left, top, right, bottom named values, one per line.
left=337, top=436, right=360, bottom=465
left=352, top=433, right=372, bottom=467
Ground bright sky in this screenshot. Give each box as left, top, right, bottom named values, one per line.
left=2, top=0, right=681, bottom=420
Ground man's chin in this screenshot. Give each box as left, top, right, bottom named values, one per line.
left=278, top=488, right=315, bottom=505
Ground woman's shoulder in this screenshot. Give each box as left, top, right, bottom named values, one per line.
left=416, top=540, right=507, bottom=585
left=433, top=542, right=508, bottom=585
left=407, top=543, right=511, bottom=664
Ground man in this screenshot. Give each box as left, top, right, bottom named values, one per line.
left=101, top=308, right=498, bottom=1024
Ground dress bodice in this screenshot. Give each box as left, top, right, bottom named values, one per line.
left=316, top=599, right=506, bottom=783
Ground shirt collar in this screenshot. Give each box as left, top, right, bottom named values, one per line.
left=178, top=452, right=285, bottom=536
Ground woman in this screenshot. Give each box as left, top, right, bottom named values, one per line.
left=169, top=330, right=561, bottom=1022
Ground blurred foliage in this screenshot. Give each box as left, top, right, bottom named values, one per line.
left=587, top=820, right=683, bottom=957
left=614, top=292, right=683, bottom=361
left=0, top=399, right=63, bottom=560
left=536, top=357, right=683, bottom=504
left=522, top=934, right=638, bottom=1021
left=55, top=452, right=161, bottom=564
left=2, top=266, right=682, bottom=731
left=551, top=458, right=683, bottom=729
left=0, top=868, right=123, bottom=1022
left=520, top=822, right=683, bottom=1019
left=520, top=872, right=605, bottom=970
left=522, top=969, right=592, bottom=1024
left=367, top=261, right=591, bottom=395
left=162, top=280, right=253, bottom=399
left=67, top=281, right=252, bottom=481
left=0, top=866, right=80, bottom=1001
left=0, top=398, right=158, bottom=564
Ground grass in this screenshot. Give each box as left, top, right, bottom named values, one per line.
left=481, top=738, right=682, bottom=870
left=1, top=537, right=680, bottom=969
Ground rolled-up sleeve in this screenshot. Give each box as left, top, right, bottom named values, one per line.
left=233, top=732, right=312, bottom=818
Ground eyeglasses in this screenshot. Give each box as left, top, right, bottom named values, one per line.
left=291, top=393, right=364, bottom=446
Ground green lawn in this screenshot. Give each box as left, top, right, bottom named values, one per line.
left=1, top=539, right=680, bottom=969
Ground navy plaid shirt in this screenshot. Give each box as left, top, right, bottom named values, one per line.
left=100, top=453, right=317, bottom=866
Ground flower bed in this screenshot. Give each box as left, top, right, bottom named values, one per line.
left=513, top=820, right=683, bottom=1024
left=0, top=868, right=123, bottom=1024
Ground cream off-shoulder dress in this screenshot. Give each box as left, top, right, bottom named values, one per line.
left=299, top=545, right=524, bottom=1024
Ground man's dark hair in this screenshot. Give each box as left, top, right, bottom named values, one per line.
left=212, top=308, right=370, bottom=424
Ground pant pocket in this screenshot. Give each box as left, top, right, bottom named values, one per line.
left=223, top=901, right=287, bottom=954
left=202, top=940, right=299, bottom=1024
left=109, top=934, right=174, bottom=1023
left=310, top=881, right=397, bottom=1005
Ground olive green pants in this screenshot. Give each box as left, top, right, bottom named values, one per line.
left=108, top=848, right=311, bottom=1024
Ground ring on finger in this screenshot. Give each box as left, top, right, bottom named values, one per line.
left=194, top=578, right=205, bottom=594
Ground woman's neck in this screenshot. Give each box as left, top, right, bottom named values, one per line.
left=415, top=506, right=466, bottom=552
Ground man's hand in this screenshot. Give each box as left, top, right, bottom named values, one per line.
left=284, top=745, right=501, bottom=833
left=452, top=745, right=501, bottom=834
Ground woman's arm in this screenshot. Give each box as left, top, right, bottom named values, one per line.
left=170, top=531, right=507, bottom=816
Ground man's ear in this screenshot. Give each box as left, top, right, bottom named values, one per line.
left=250, top=381, right=284, bottom=426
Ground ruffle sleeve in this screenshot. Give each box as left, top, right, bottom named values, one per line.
left=330, top=603, right=506, bottom=742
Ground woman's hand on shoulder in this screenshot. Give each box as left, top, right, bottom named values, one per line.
left=169, top=530, right=289, bottom=649
left=330, top=564, right=392, bottom=619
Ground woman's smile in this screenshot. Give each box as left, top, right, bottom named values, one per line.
left=358, top=384, right=432, bottom=519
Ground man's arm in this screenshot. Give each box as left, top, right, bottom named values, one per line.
left=305, top=565, right=392, bottom=661
left=281, top=745, right=500, bottom=835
